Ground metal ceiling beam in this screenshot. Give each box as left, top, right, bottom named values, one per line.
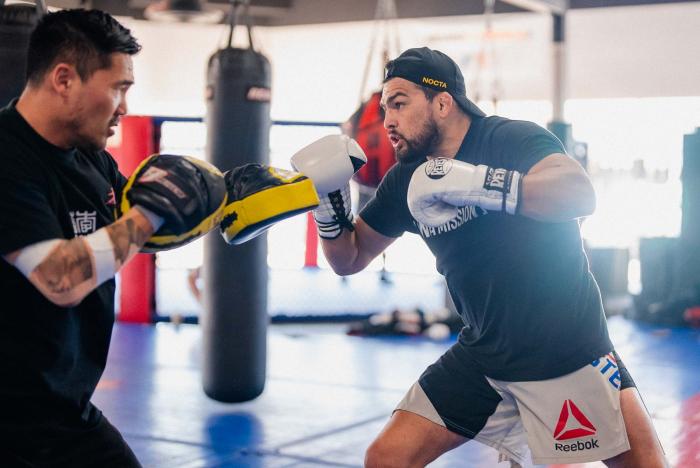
left=499, top=0, right=569, bottom=14
left=207, top=0, right=527, bottom=26
left=44, top=0, right=700, bottom=25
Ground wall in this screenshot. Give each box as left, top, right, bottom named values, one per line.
left=119, top=2, right=700, bottom=121
left=568, top=3, right=700, bottom=99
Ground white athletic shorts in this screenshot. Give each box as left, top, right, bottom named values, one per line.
left=396, top=350, right=633, bottom=465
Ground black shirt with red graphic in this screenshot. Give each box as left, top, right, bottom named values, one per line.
left=0, top=102, right=127, bottom=429
left=360, top=116, right=613, bottom=381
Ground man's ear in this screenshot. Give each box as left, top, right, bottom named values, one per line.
left=436, top=92, right=454, bottom=117
left=49, top=63, right=78, bottom=96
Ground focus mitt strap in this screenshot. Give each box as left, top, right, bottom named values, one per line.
left=220, top=164, right=319, bottom=245
left=120, top=154, right=227, bottom=252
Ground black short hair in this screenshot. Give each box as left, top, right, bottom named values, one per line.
left=421, top=86, right=440, bottom=102
left=418, top=85, right=467, bottom=115
left=26, top=9, right=141, bottom=84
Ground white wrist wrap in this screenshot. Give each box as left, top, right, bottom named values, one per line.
left=14, top=239, right=61, bottom=277
left=134, top=205, right=165, bottom=232
left=85, top=228, right=116, bottom=286
left=313, top=183, right=354, bottom=239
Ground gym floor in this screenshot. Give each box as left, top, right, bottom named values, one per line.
left=92, top=316, right=700, bottom=468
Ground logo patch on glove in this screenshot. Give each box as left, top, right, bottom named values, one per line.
left=138, top=166, right=168, bottom=183
left=424, top=158, right=452, bottom=180
left=483, top=167, right=512, bottom=192
left=138, top=166, right=187, bottom=199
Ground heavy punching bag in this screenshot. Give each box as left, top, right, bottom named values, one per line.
left=202, top=1, right=271, bottom=402
left=0, top=1, right=45, bottom=107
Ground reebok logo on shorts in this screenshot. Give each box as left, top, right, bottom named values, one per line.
left=554, top=399, right=596, bottom=440
left=553, top=400, right=599, bottom=452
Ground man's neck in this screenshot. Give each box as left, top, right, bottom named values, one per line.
left=428, top=113, right=472, bottom=160
left=15, top=88, right=71, bottom=149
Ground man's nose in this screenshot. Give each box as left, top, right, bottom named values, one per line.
left=117, top=96, right=128, bottom=116
left=383, top=110, right=395, bottom=130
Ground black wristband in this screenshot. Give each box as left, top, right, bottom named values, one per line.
left=500, top=170, right=514, bottom=213
left=515, top=173, right=525, bottom=215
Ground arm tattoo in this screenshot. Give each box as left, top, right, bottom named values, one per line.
left=105, top=216, right=151, bottom=268
left=34, top=238, right=94, bottom=295
left=26, top=211, right=153, bottom=306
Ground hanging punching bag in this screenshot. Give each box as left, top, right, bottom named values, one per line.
left=202, top=3, right=271, bottom=402
left=0, top=1, right=45, bottom=107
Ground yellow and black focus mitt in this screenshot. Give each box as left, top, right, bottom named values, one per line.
left=220, top=164, right=320, bottom=245
left=120, top=154, right=227, bottom=253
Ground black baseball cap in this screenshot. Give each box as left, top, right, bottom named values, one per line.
left=384, top=47, right=486, bottom=118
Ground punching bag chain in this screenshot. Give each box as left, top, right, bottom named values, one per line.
left=358, top=0, right=400, bottom=106
left=226, top=0, right=254, bottom=50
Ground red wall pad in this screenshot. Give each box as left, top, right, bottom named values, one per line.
left=107, top=116, right=158, bottom=323
left=304, top=212, right=319, bottom=268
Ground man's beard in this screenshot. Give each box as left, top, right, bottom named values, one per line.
left=395, top=116, right=440, bottom=164
left=67, top=115, right=106, bottom=152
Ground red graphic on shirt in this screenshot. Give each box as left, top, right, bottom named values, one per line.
left=105, top=188, right=116, bottom=206
left=553, top=399, right=597, bottom=440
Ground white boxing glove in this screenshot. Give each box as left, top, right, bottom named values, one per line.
left=407, top=158, right=522, bottom=227
left=290, top=134, right=367, bottom=239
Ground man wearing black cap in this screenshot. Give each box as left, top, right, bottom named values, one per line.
left=301, top=47, right=666, bottom=467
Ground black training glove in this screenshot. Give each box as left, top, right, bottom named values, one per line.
left=120, top=154, right=227, bottom=252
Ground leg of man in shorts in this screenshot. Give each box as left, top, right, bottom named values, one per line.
left=605, top=388, right=667, bottom=467
left=365, top=347, right=667, bottom=468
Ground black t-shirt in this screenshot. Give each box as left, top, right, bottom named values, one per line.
left=0, top=102, right=127, bottom=428
left=361, top=116, right=613, bottom=381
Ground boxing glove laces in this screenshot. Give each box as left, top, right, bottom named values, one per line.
left=290, top=135, right=367, bottom=239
